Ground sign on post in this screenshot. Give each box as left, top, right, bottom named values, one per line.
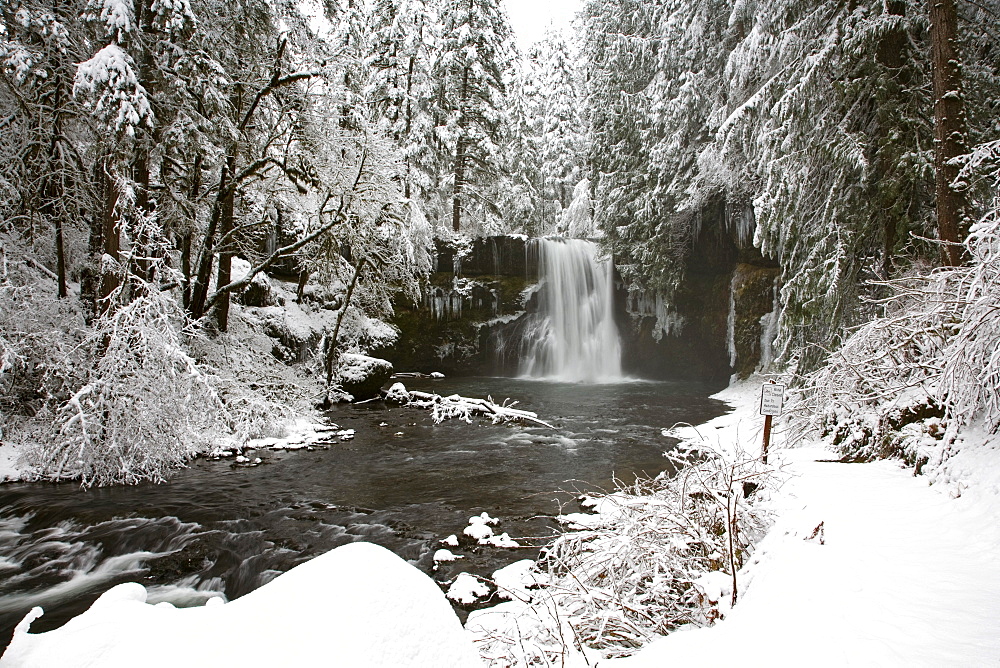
left=760, top=383, right=785, bottom=416
left=759, top=382, right=784, bottom=464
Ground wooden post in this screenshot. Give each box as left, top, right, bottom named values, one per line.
left=762, top=414, right=772, bottom=464
left=759, top=380, right=784, bottom=464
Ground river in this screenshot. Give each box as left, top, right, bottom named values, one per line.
left=0, top=376, right=728, bottom=649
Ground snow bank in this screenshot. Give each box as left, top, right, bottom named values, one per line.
left=0, top=444, right=21, bottom=482
left=1, top=542, right=483, bottom=667
left=600, top=381, right=1000, bottom=667
left=447, top=572, right=490, bottom=605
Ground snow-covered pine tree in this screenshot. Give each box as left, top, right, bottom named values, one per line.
left=365, top=0, right=439, bottom=204
left=582, top=0, right=999, bottom=372
left=0, top=0, right=95, bottom=299
left=433, top=0, right=515, bottom=235
left=715, top=0, right=938, bottom=370
left=529, top=27, right=588, bottom=237
left=496, top=56, right=543, bottom=235
left=74, top=0, right=195, bottom=312
left=584, top=0, right=733, bottom=319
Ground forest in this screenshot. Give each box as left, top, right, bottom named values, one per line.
left=2, top=0, right=1000, bottom=664
left=0, top=0, right=996, bottom=484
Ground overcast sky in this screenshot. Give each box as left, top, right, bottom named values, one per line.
left=503, top=0, right=582, bottom=50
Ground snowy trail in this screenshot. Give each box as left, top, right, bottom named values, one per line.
left=608, top=446, right=1000, bottom=667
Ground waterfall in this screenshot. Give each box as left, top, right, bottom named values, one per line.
left=519, top=238, right=623, bottom=382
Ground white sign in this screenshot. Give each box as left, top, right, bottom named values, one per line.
left=760, top=383, right=785, bottom=416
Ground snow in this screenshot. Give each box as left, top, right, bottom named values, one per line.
left=447, top=572, right=490, bottom=605
left=1, top=542, right=483, bottom=667
left=0, top=444, right=20, bottom=482
left=338, top=353, right=392, bottom=384
left=74, top=43, right=152, bottom=133
left=470, top=511, right=500, bottom=526
left=491, top=560, right=540, bottom=601
left=406, top=388, right=554, bottom=427
left=600, top=379, right=1000, bottom=667
left=239, top=417, right=343, bottom=452
left=433, top=549, right=462, bottom=564
left=385, top=381, right=411, bottom=403
left=464, top=522, right=495, bottom=542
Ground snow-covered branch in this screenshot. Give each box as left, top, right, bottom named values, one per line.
left=386, top=383, right=554, bottom=428
left=467, top=437, right=778, bottom=665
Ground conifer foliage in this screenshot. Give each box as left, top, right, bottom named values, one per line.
left=581, top=0, right=1000, bottom=371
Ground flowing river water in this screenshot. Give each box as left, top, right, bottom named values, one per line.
left=0, top=376, right=729, bottom=648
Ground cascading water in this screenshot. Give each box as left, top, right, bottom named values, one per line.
left=519, top=238, right=623, bottom=382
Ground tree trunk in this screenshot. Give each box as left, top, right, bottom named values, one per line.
left=132, top=0, right=157, bottom=283
left=81, top=160, right=107, bottom=321
left=929, top=0, right=969, bottom=266
left=98, top=157, right=121, bottom=312
left=37, top=73, right=68, bottom=298
left=876, top=0, right=907, bottom=278
left=324, top=260, right=365, bottom=393
left=214, top=155, right=237, bottom=331
left=452, top=67, right=471, bottom=233
left=181, top=154, right=201, bottom=308
left=188, top=162, right=229, bottom=321
left=53, top=214, right=67, bottom=298
left=133, top=148, right=153, bottom=281
left=181, top=232, right=192, bottom=308
left=403, top=24, right=419, bottom=200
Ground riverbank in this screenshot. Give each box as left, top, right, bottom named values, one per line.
left=3, top=378, right=997, bottom=666
left=604, top=380, right=1000, bottom=666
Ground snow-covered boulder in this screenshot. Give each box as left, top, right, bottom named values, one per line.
left=338, top=353, right=393, bottom=400
left=447, top=572, right=491, bottom=605
left=384, top=382, right=411, bottom=403
left=259, top=300, right=328, bottom=363
left=1, top=542, right=482, bottom=668
left=231, top=257, right=279, bottom=307
left=237, top=272, right=279, bottom=307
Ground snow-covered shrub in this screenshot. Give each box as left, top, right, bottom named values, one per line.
left=790, top=268, right=955, bottom=461
left=22, top=286, right=227, bottom=486
left=939, top=213, right=1000, bottom=433
left=792, top=141, right=1000, bottom=459
left=0, top=248, right=90, bottom=434
left=469, top=440, right=775, bottom=665
left=217, top=383, right=291, bottom=443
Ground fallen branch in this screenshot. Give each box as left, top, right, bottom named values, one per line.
left=403, top=388, right=555, bottom=429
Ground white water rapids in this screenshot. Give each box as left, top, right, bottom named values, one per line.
left=519, top=238, right=623, bottom=382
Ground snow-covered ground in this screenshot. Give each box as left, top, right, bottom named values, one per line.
left=1, top=542, right=482, bottom=667
left=603, top=380, right=1000, bottom=666
left=3, top=378, right=997, bottom=666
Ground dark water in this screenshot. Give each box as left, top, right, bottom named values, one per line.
left=0, top=376, right=728, bottom=649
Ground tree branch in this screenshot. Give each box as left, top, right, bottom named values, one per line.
left=204, top=147, right=369, bottom=308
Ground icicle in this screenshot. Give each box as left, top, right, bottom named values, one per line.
left=726, top=273, right=738, bottom=369
left=758, top=276, right=781, bottom=371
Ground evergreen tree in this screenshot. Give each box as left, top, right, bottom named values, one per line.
left=527, top=28, right=588, bottom=236
left=1, top=0, right=95, bottom=299
left=581, top=0, right=1000, bottom=371
left=365, top=0, right=439, bottom=205
left=433, top=0, right=514, bottom=234
left=497, top=57, right=543, bottom=235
